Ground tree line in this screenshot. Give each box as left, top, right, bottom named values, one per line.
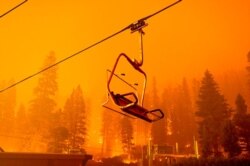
left=1, top=51, right=250, bottom=161
left=100, top=52, right=250, bottom=160
left=0, top=52, right=87, bottom=153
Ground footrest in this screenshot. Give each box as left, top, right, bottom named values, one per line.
left=123, top=105, right=164, bottom=122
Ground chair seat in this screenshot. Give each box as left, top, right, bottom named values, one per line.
left=111, top=92, right=164, bottom=122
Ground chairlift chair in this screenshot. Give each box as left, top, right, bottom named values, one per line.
left=103, top=53, right=164, bottom=123
left=103, top=18, right=165, bottom=122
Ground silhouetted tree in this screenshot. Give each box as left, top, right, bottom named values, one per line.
left=63, top=85, right=87, bottom=151
left=151, top=78, right=167, bottom=145
left=120, top=117, right=134, bottom=158
left=171, top=78, right=196, bottom=154
left=26, top=52, right=58, bottom=151
left=0, top=80, right=16, bottom=133
left=101, top=102, right=121, bottom=157
left=234, top=94, right=247, bottom=115
left=47, top=126, right=69, bottom=153
left=161, top=87, right=177, bottom=146
left=246, top=51, right=250, bottom=102
left=14, top=104, right=31, bottom=151
left=196, top=70, right=230, bottom=158
left=233, top=94, right=250, bottom=155
left=15, top=104, right=27, bottom=128
left=46, top=108, right=68, bottom=153
left=15, top=104, right=29, bottom=136
left=29, top=52, right=58, bottom=131
left=191, top=78, right=201, bottom=142
left=222, top=119, right=241, bottom=158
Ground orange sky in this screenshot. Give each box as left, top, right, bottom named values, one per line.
left=0, top=0, right=250, bottom=150
left=0, top=0, right=249, bottom=93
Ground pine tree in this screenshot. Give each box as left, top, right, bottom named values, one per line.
left=246, top=51, right=250, bottom=100
left=120, top=117, right=134, bottom=158
left=47, top=126, right=69, bottom=153
left=196, top=70, right=230, bottom=158
left=63, top=85, right=87, bottom=152
left=15, top=104, right=30, bottom=151
left=171, top=78, right=196, bottom=154
left=235, top=94, right=247, bottom=115
left=222, top=119, right=241, bottom=158
left=29, top=52, right=58, bottom=131
left=233, top=94, right=250, bottom=155
left=16, top=104, right=27, bottom=128
left=101, top=102, right=120, bottom=157
left=27, top=52, right=58, bottom=151
left=15, top=104, right=29, bottom=136
left=46, top=108, right=69, bottom=153
left=0, top=80, right=16, bottom=133
left=150, top=78, right=167, bottom=145
left=159, top=88, right=171, bottom=147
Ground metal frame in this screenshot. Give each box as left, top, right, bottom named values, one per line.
left=107, top=52, right=147, bottom=108
left=103, top=51, right=164, bottom=122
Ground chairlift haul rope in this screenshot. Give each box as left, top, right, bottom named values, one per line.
left=0, top=0, right=28, bottom=18
left=0, top=0, right=182, bottom=93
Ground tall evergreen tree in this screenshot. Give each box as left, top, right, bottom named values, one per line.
left=63, top=85, right=87, bottom=151
left=246, top=51, right=250, bottom=102
left=101, top=102, right=121, bottom=157
left=196, top=70, right=230, bottom=158
left=15, top=104, right=28, bottom=135
left=29, top=52, right=58, bottom=131
left=171, top=78, right=196, bottom=154
left=16, top=104, right=27, bottom=128
left=235, top=94, right=247, bottom=115
left=0, top=80, right=16, bottom=133
left=120, top=117, right=134, bottom=158
left=46, top=108, right=69, bottom=153
left=15, top=104, right=30, bottom=151
left=150, top=78, right=167, bottom=145
left=161, top=87, right=175, bottom=145
left=233, top=94, right=250, bottom=155
left=222, top=119, right=241, bottom=158
left=47, top=126, right=69, bottom=153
